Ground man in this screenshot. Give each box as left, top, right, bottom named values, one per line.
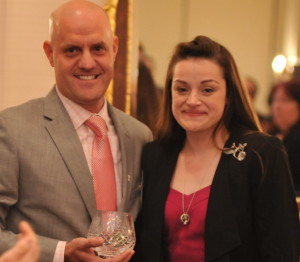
left=0, top=0, right=152, bottom=261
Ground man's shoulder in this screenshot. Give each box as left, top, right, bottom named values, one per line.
left=109, top=106, right=152, bottom=133
left=0, top=97, right=45, bottom=119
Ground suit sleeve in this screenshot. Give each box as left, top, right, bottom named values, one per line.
left=0, top=116, right=20, bottom=250
left=0, top=115, right=58, bottom=261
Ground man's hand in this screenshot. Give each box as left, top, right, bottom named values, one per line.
left=64, top=237, right=134, bottom=262
left=0, top=221, right=40, bottom=262
left=103, top=250, right=134, bottom=262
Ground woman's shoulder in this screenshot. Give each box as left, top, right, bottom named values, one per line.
left=226, top=130, right=285, bottom=159
left=243, top=132, right=282, bottom=149
left=243, top=133, right=287, bottom=163
left=142, top=139, right=183, bottom=166
left=230, top=130, right=281, bottom=148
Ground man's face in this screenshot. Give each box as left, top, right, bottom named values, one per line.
left=44, top=11, right=118, bottom=112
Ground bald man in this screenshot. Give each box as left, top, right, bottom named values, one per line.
left=0, top=1, right=152, bottom=261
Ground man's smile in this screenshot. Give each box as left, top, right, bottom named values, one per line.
left=74, top=74, right=100, bottom=80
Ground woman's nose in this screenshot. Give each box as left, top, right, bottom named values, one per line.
left=186, top=91, right=201, bottom=105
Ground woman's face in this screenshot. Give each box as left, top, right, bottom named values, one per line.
left=271, top=86, right=300, bottom=133
left=171, top=58, right=227, bottom=135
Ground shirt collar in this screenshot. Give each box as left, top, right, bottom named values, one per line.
left=55, top=86, right=109, bottom=130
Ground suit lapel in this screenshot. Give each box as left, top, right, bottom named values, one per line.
left=107, top=105, right=132, bottom=209
left=43, top=89, right=95, bottom=218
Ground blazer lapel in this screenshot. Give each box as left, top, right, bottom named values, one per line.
left=205, top=152, right=241, bottom=261
left=43, top=89, right=95, bottom=218
left=155, top=143, right=181, bottom=208
left=107, top=105, right=132, bottom=209
left=145, top=143, right=182, bottom=261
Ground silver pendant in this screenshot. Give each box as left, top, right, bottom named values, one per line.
left=180, top=213, right=190, bottom=225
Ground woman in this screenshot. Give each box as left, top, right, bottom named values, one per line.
left=133, top=36, right=299, bottom=261
left=269, top=79, right=300, bottom=195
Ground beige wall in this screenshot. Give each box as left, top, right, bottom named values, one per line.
left=138, top=0, right=276, bottom=115
left=0, top=0, right=60, bottom=110
left=0, top=0, right=299, bottom=116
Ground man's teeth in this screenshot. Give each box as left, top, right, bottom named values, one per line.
left=77, top=75, right=97, bottom=80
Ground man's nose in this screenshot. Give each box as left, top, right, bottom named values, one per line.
left=78, top=51, right=96, bottom=70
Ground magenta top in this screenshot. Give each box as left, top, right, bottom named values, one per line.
left=164, top=185, right=211, bottom=262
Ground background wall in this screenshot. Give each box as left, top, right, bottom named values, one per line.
left=137, top=0, right=275, bottom=116
left=0, top=0, right=58, bottom=110
left=0, top=0, right=299, bottom=116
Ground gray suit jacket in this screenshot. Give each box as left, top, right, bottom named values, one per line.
left=0, top=88, right=152, bottom=261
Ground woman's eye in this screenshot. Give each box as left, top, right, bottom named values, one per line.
left=174, top=86, right=188, bottom=93
left=202, top=87, right=214, bottom=94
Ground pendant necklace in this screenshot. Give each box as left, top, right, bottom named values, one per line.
left=180, top=190, right=196, bottom=225
left=179, top=149, right=219, bottom=226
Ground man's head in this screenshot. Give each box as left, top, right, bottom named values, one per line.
left=43, top=0, right=118, bottom=112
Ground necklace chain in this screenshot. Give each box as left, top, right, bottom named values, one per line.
left=182, top=191, right=197, bottom=214
left=180, top=150, right=219, bottom=225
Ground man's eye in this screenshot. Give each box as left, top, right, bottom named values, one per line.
left=95, top=46, right=103, bottom=51
left=65, top=47, right=79, bottom=56
left=94, top=45, right=106, bottom=53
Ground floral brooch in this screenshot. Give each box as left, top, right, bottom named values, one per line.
left=223, top=142, right=247, bottom=161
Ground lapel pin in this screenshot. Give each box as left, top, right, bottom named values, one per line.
left=223, top=142, right=247, bottom=161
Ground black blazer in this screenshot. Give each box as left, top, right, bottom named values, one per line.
left=133, top=131, right=300, bottom=262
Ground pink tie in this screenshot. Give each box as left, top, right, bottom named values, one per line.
left=85, top=115, right=117, bottom=211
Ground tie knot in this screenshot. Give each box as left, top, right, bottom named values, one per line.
left=85, top=115, right=107, bottom=138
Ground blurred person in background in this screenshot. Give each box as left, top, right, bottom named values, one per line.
left=243, top=76, right=273, bottom=133
left=269, top=79, right=300, bottom=195
left=136, top=44, right=161, bottom=132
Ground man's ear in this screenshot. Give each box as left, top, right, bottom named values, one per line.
left=113, top=36, right=118, bottom=61
left=43, top=41, right=54, bottom=67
